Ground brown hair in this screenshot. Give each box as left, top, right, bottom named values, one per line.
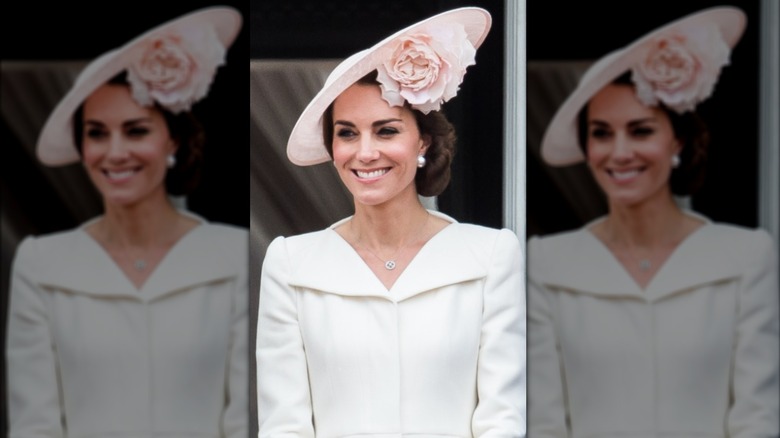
left=321, top=71, right=457, bottom=197
left=576, top=71, right=710, bottom=196
left=72, top=71, right=205, bottom=196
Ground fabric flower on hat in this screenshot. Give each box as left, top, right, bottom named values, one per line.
left=631, top=23, right=731, bottom=113
left=377, top=22, right=477, bottom=114
left=127, top=27, right=226, bottom=113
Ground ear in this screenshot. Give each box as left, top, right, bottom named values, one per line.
left=419, top=134, right=432, bottom=155
left=167, top=137, right=179, bottom=156
left=673, top=138, right=683, bottom=156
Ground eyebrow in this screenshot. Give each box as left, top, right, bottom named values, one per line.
left=589, top=117, right=658, bottom=127
left=84, top=117, right=153, bottom=127
left=334, top=118, right=404, bottom=128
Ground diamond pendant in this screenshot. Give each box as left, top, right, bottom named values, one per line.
left=134, top=259, right=147, bottom=271
left=638, top=259, right=651, bottom=272
left=384, top=260, right=396, bottom=270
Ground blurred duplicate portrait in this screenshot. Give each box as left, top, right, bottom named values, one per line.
left=526, top=2, right=778, bottom=437
left=2, top=2, right=251, bottom=437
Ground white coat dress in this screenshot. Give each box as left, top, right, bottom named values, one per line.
left=6, top=214, right=249, bottom=438
left=527, top=214, right=779, bottom=438
left=256, top=211, right=526, bottom=438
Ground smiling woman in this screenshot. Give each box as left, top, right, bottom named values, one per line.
left=4, top=6, right=249, bottom=437
left=255, top=7, right=526, bottom=437
left=527, top=6, right=779, bottom=437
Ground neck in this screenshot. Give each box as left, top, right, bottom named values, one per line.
left=100, top=192, right=182, bottom=248
left=604, top=192, right=686, bottom=248
left=351, top=196, right=429, bottom=249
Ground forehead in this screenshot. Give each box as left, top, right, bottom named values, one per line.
left=332, top=83, right=411, bottom=121
left=82, top=83, right=159, bottom=122
left=588, top=83, right=660, bottom=122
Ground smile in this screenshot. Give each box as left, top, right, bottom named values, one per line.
left=608, top=168, right=643, bottom=181
left=354, top=168, right=389, bottom=179
left=103, top=167, right=140, bottom=181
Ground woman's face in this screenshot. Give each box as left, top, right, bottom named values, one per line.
left=81, top=83, right=176, bottom=207
left=331, top=83, right=428, bottom=207
left=585, top=83, right=681, bottom=207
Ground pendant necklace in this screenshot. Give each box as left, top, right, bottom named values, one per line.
left=133, top=259, right=147, bottom=271
left=355, top=214, right=430, bottom=271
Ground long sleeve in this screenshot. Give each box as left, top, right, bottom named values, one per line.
left=222, top=237, right=250, bottom=438
left=526, top=236, right=569, bottom=438
left=728, top=229, right=779, bottom=437
left=255, top=236, right=315, bottom=437
left=6, top=237, right=65, bottom=438
left=471, top=228, right=526, bottom=437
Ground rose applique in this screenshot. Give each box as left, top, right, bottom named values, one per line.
left=631, top=23, right=730, bottom=113
left=127, top=27, right=226, bottom=113
left=377, top=23, right=477, bottom=114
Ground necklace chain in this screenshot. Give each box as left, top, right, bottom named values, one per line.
left=354, top=214, right=430, bottom=270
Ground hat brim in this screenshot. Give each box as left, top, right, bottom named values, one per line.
left=36, top=6, right=242, bottom=167
left=540, top=6, right=746, bottom=167
left=286, top=7, right=492, bottom=166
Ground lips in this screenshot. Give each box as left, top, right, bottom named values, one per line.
left=354, top=168, right=389, bottom=179
left=103, top=167, right=141, bottom=181
left=607, top=167, right=643, bottom=182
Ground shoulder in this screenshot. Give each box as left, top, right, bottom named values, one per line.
left=699, top=222, right=777, bottom=264
left=452, top=222, right=519, bottom=246
left=527, top=226, right=591, bottom=260
left=705, top=221, right=773, bottom=243
left=12, top=227, right=85, bottom=268
left=197, top=222, right=248, bottom=246
left=263, top=227, right=333, bottom=266
left=445, top=223, right=522, bottom=267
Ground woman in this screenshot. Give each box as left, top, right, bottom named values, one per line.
left=256, top=7, right=525, bottom=437
left=528, top=6, right=778, bottom=438
left=6, top=7, right=248, bottom=437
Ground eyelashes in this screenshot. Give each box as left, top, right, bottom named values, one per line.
left=334, top=126, right=400, bottom=140
left=84, top=126, right=152, bottom=141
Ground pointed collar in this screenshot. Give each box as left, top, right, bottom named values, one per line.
left=531, top=212, right=746, bottom=301
left=34, top=211, right=246, bottom=302
left=288, top=211, right=488, bottom=302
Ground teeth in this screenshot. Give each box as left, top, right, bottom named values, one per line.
left=106, top=170, right=136, bottom=180
left=611, top=169, right=639, bottom=181
left=356, top=169, right=388, bottom=178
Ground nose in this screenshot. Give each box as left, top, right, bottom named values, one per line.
left=106, top=133, right=130, bottom=162
left=356, top=135, right=380, bottom=162
left=610, top=132, right=634, bottom=162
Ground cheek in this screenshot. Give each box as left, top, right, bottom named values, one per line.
left=331, top=141, right=350, bottom=164
left=585, top=143, right=605, bottom=165
left=81, top=143, right=102, bottom=166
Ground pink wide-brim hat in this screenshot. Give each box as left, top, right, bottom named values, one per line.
left=286, top=7, right=492, bottom=167
left=540, top=6, right=746, bottom=166
left=35, top=6, right=242, bottom=167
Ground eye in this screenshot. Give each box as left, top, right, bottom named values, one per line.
left=377, top=127, right=399, bottom=137
left=336, top=128, right=357, bottom=139
left=589, top=127, right=611, bottom=140
left=126, top=126, right=150, bottom=138
left=85, top=128, right=107, bottom=140
left=631, top=126, right=655, bottom=137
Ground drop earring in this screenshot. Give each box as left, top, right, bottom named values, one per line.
left=671, top=154, right=680, bottom=168
left=167, top=154, right=177, bottom=169
left=417, top=154, right=426, bottom=168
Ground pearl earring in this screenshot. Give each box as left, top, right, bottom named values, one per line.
left=417, top=154, right=426, bottom=168
left=671, top=154, right=680, bottom=168
left=167, top=154, right=176, bottom=169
